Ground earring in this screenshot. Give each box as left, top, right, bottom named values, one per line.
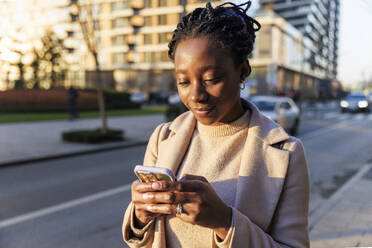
left=240, top=81, right=246, bottom=90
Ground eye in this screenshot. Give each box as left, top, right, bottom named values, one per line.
left=203, top=77, right=221, bottom=84
left=177, top=80, right=189, bottom=86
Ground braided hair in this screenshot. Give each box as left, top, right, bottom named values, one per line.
left=168, top=1, right=261, bottom=67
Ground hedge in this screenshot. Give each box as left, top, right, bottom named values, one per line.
left=62, top=128, right=124, bottom=143
left=0, top=89, right=140, bottom=113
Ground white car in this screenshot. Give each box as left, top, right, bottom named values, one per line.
left=168, top=93, right=181, bottom=104
left=250, top=96, right=301, bottom=135
left=130, top=93, right=147, bottom=104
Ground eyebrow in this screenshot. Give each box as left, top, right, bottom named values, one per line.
left=175, top=65, right=221, bottom=74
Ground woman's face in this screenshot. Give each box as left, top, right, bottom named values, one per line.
left=174, top=37, right=249, bottom=125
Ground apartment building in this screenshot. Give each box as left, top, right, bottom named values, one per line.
left=249, top=8, right=324, bottom=97
left=0, top=0, right=225, bottom=91
left=259, top=0, right=340, bottom=78
left=69, top=0, right=225, bottom=93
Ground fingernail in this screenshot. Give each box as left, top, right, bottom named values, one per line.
left=152, top=182, right=161, bottom=189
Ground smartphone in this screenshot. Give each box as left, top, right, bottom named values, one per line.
left=134, top=165, right=176, bottom=183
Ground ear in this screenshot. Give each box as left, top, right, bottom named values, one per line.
left=240, top=60, right=251, bottom=80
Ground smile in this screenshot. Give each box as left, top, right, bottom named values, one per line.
left=193, top=106, right=215, bottom=117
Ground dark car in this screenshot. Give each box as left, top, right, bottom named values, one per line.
left=148, top=91, right=169, bottom=104
left=340, top=93, right=370, bottom=113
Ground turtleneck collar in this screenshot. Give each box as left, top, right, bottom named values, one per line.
left=196, top=110, right=250, bottom=137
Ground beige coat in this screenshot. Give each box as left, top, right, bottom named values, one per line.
left=123, top=100, right=310, bottom=247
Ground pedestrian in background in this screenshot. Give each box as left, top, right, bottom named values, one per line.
left=68, top=86, right=78, bottom=120
left=122, top=1, right=310, bottom=247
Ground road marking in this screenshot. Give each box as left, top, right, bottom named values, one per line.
left=0, top=183, right=131, bottom=229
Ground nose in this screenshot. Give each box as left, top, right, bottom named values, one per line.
left=189, top=81, right=208, bottom=103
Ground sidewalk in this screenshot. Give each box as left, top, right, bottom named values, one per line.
left=310, top=163, right=372, bottom=247
left=1, top=113, right=372, bottom=247
left=0, top=114, right=164, bottom=166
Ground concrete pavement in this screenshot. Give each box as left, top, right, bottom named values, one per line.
left=0, top=114, right=164, bottom=166
left=310, top=163, right=372, bottom=247
left=1, top=111, right=372, bottom=247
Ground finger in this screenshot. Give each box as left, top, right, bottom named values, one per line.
left=134, top=180, right=177, bottom=193
left=136, top=203, right=174, bottom=215
left=133, top=206, right=160, bottom=222
left=180, top=174, right=208, bottom=182
left=177, top=180, right=206, bottom=193
left=133, top=191, right=199, bottom=204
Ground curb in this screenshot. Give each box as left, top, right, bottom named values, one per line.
left=309, top=163, right=372, bottom=231
left=0, top=139, right=148, bottom=168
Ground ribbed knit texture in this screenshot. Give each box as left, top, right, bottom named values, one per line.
left=165, top=111, right=250, bottom=248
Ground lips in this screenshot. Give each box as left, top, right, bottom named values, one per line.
left=192, top=106, right=215, bottom=117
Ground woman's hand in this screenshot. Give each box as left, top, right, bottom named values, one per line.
left=176, top=175, right=232, bottom=240
left=131, top=175, right=232, bottom=239
left=131, top=180, right=166, bottom=228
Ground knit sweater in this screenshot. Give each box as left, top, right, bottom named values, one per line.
left=123, top=100, right=310, bottom=248
left=165, top=111, right=250, bottom=248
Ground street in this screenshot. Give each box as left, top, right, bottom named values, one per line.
left=1, top=109, right=372, bottom=247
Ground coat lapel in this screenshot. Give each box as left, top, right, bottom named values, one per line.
left=235, top=101, right=290, bottom=231
left=156, top=112, right=196, bottom=175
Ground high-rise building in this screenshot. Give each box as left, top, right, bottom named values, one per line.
left=68, top=0, right=225, bottom=93
left=259, top=0, right=340, bottom=78
left=0, top=0, right=225, bottom=92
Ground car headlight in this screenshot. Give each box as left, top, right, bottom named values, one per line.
left=358, top=100, right=368, bottom=108
left=340, top=100, right=349, bottom=108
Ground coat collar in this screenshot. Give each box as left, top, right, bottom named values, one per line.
left=168, top=99, right=290, bottom=146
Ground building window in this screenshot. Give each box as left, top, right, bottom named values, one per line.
left=111, top=0, right=130, bottom=11
left=112, top=17, right=129, bottom=28
left=159, top=33, right=169, bottom=43
left=161, top=51, right=169, bottom=62
left=144, top=34, right=152, bottom=45
left=112, top=53, right=126, bottom=65
left=153, top=51, right=162, bottom=63
left=112, top=35, right=126, bottom=46
left=144, top=0, right=151, bottom=8
left=93, top=20, right=99, bottom=30
left=143, top=51, right=169, bottom=63
left=144, top=52, right=151, bottom=63
left=70, top=14, right=78, bottom=22
left=159, top=0, right=167, bottom=7
left=258, top=26, right=272, bottom=58
left=158, top=15, right=167, bottom=25
left=144, top=16, right=152, bottom=26
left=92, top=3, right=100, bottom=17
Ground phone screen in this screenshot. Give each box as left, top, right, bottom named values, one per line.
left=136, top=170, right=174, bottom=183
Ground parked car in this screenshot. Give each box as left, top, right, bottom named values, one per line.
left=148, top=91, right=169, bottom=104
left=250, top=96, right=301, bottom=135
left=168, top=93, right=181, bottom=104
left=340, top=92, right=370, bottom=113
left=130, top=92, right=147, bottom=104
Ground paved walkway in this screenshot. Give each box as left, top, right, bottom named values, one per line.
left=0, top=114, right=164, bottom=166
left=1, top=112, right=371, bottom=247
left=309, top=163, right=372, bottom=247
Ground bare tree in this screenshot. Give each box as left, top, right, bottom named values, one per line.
left=72, top=0, right=107, bottom=134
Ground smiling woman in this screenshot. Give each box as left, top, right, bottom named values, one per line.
left=122, top=2, right=310, bottom=247
left=174, top=37, right=247, bottom=126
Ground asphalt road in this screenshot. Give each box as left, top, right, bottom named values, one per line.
left=1, top=109, right=372, bottom=248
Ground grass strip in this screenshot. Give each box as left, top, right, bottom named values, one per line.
left=0, top=106, right=166, bottom=124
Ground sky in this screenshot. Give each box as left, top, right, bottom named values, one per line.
left=233, top=0, right=372, bottom=86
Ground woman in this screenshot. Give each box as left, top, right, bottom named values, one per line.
left=123, top=2, right=309, bottom=247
